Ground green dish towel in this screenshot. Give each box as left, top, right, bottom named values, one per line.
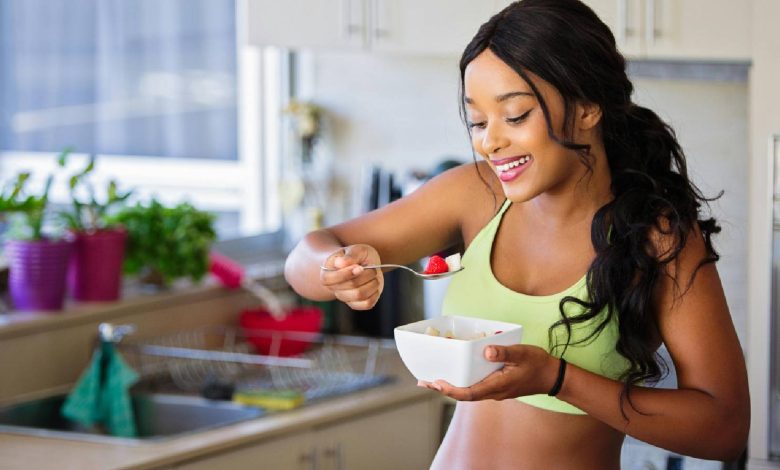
left=61, top=342, right=140, bottom=437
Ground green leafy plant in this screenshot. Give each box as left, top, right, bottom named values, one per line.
left=106, top=199, right=217, bottom=287
left=0, top=165, right=55, bottom=241
left=57, top=149, right=132, bottom=232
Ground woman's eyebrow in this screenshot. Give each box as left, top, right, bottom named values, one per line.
left=496, top=91, right=534, bottom=102
left=464, top=91, right=534, bottom=105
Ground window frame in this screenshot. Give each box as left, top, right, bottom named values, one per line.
left=0, top=4, right=288, bottom=237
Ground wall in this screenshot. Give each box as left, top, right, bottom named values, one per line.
left=747, top=0, right=780, bottom=465
left=632, top=78, right=749, bottom=343
left=307, top=51, right=750, bottom=343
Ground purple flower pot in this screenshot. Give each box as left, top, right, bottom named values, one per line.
left=6, top=238, right=74, bottom=311
left=67, top=228, right=127, bottom=302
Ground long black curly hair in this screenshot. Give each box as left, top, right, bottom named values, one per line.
left=459, top=0, right=721, bottom=414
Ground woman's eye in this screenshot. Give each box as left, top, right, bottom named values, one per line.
left=467, top=121, right=486, bottom=130
left=507, top=109, right=532, bottom=124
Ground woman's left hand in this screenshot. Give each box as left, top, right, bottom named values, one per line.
left=418, top=344, right=560, bottom=401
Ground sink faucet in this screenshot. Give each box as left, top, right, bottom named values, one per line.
left=98, top=323, right=137, bottom=343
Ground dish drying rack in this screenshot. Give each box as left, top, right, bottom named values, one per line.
left=113, top=325, right=398, bottom=403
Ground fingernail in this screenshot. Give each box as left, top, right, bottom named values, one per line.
left=352, top=266, right=363, bottom=275
left=432, top=383, right=442, bottom=391
left=486, top=347, right=497, bottom=360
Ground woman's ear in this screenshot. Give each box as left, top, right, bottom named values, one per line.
left=576, top=101, right=602, bottom=130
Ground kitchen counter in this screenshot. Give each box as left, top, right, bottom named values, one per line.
left=0, top=354, right=438, bottom=470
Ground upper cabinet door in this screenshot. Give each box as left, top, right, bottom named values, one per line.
left=368, top=0, right=497, bottom=56
left=492, top=0, right=643, bottom=57
left=640, top=0, right=751, bottom=61
left=585, top=0, right=644, bottom=57
left=587, top=0, right=750, bottom=61
left=500, top=0, right=750, bottom=61
left=242, top=0, right=750, bottom=61
left=242, top=0, right=366, bottom=50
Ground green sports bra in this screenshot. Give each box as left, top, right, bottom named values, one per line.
left=441, top=199, right=629, bottom=414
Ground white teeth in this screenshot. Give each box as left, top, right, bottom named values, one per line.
left=495, top=156, right=530, bottom=172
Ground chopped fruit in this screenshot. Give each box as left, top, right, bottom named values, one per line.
left=445, top=253, right=462, bottom=271
left=420, top=327, right=494, bottom=340
left=424, top=255, right=449, bottom=274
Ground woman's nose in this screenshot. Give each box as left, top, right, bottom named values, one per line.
left=482, top=123, right=510, bottom=154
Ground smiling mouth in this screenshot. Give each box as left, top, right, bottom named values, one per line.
left=493, top=155, right=531, bottom=173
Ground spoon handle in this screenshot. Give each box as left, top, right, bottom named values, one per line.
left=319, top=263, right=463, bottom=280
left=319, top=263, right=413, bottom=272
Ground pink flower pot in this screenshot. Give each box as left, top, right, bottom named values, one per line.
left=6, top=238, right=74, bottom=311
left=67, top=228, right=127, bottom=302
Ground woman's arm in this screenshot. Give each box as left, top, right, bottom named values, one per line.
left=557, top=226, right=749, bottom=460
left=284, top=163, right=490, bottom=307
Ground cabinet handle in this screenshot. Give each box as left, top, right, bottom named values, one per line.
left=341, top=0, right=361, bottom=37
left=645, top=0, right=659, bottom=46
left=372, top=0, right=390, bottom=39
left=616, top=0, right=634, bottom=45
left=323, top=443, right=344, bottom=470
left=299, top=448, right=318, bottom=470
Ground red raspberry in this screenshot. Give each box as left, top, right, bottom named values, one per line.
left=423, top=255, right=449, bottom=274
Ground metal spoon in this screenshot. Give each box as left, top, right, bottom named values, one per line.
left=320, top=264, right=464, bottom=280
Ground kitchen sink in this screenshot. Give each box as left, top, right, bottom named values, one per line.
left=0, top=393, right=264, bottom=444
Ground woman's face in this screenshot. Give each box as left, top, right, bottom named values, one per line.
left=464, top=49, right=585, bottom=203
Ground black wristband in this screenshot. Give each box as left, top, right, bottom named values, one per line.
left=547, top=358, right=567, bottom=397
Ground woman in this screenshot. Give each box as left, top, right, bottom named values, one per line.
left=284, top=0, right=750, bottom=467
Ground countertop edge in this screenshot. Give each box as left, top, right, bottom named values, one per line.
left=0, top=281, right=232, bottom=340
left=0, top=365, right=437, bottom=470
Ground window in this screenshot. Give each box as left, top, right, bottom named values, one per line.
left=0, top=0, right=285, bottom=239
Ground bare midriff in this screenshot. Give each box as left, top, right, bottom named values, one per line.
left=431, top=399, right=624, bottom=470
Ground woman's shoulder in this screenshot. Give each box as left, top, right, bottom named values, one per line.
left=429, top=160, right=503, bottom=214
left=427, top=160, right=505, bottom=242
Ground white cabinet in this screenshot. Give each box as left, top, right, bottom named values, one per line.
left=313, top=399, right=435, bottom=469
left=581, top=0, right=643, bottom=56
left=583, top=0, right=751, bottom=60
left=176, top=432, right=315, bottom=470
left=175, top=398, right=440, bottom=470
left=242, top=0, right=499, bottom=56
left=367, top=0, right=495, bottom=56
left=242, top=0, right=366, bottom=51
left=245, top=0, right=750, bottom=60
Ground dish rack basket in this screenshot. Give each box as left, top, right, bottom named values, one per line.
left=118, top=325, right=398, bottom=401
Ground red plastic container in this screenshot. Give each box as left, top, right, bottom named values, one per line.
left=239, top=306, right=324, bottom=357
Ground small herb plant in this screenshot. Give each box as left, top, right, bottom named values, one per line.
left=57, top=149, right=132, bottom=232
left=0, top=165, right=55, bottom=241
left=107, top=200, right=217, bottom=287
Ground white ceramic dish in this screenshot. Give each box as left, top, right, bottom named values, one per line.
left=394, top=315, right=523, bottom=388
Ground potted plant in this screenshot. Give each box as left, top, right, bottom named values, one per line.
left=106, top=199, right=217, bottom=289
left=1, top=162, right=73, bottom=311
left=57, top=150, right=132, bottom=301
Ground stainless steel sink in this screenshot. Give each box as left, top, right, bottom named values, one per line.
left=0, top=393, right=264, bottom=444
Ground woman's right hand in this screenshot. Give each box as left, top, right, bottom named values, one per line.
left=320, top=244, right=384, bottom=310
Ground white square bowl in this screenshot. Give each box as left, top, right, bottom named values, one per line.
left=393, top=315, right=523, bottom=388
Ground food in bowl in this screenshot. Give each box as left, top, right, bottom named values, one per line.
left=394, top=315, right=523, bottom=387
